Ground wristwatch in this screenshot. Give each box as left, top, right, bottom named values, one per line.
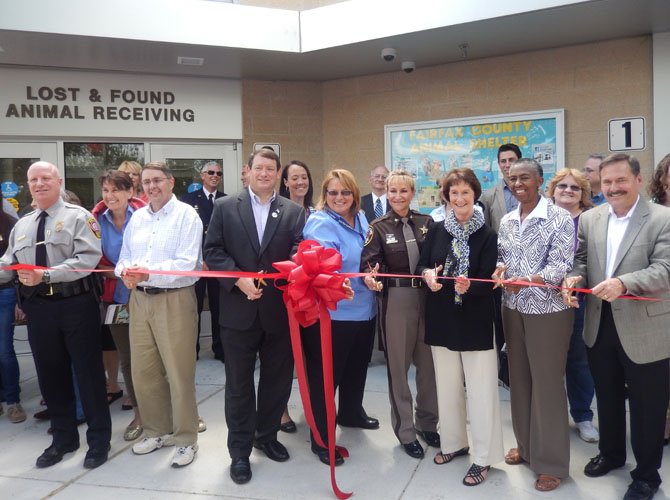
left=42, top=270, right=51, bottom=284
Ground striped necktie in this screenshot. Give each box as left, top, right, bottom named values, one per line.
left=374, top=198, right=383, bottom=219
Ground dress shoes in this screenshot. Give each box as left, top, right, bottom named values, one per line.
left=402, top=440, right=425, bottom=459
left=337, top=415, right=380, bottom=430
left=311, top=441, right=344, bottom=466
left=34, top=408, right=51, bottom=420
left=230, top=457, right=252, bottom=484
left=584, top=454, right=625, bottom=477
left=36, top=442, right=80, bottom=468
left=280, top=419, right=297, bottom=433
left=84, top=445, right=110, bottom=469
left=253, top=439, right=290, bottom=462
left=416, top=430, right=441, bottom=448
left=623, top=480, right=659, bottom=500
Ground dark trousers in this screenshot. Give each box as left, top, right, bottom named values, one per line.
left=220, top=315, right=293, bottom=459
left=588, top=303, right=669, bottom=486
left=195, top=278, right=223, bottom=358
left=302, top=318, right=375, bottom=446
left=24, top=292, right=111, bottom=451
left=565, top=296, right=595, bottom=423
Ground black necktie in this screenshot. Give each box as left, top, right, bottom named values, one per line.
left=36, top=211, right=48, bottom=266
left=208, top=193, right=214, bottom=206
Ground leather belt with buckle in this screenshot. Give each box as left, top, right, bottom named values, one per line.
left=135, top=286, right=184, bottom=295
left=386, top=277, right=424, bottom=288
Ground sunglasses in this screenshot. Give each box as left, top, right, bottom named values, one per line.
left=326, top=190, right=353, bottom=197
left=205, top=170, right=222, bottom=176
left=556, top=183, right=581, bottom=192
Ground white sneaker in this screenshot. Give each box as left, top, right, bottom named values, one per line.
left=132, top=435, right=175, bottom=455
left=576, top=421, right=600, bottom=443
left=171, top=444, right=198, bottom=467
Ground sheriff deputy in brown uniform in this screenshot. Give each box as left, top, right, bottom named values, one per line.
left=0, top=161, right=111, bottom=470
left=360, top=169, right=440, bottom=459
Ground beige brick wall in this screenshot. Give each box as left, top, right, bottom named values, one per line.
left=242, top=80, right=323, bottom=172
left=243, top=36, right=653, bottom=193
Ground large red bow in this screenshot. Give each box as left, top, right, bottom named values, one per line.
left=274, top=240, right=352, bottom=499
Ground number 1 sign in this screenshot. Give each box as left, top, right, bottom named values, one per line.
left=609, top=117, right=645, bottom=151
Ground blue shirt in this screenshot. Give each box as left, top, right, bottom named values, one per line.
left=502, top=181, right=519, bottom=214
left=303, top=209, right=376, bottom=322
left=100, top=205, right=135, bottom=304
left=591, top=191, right=606, bottom=206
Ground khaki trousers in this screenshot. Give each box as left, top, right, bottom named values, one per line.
left=382, top=287, right=438, bottom=444
left=130, top=286, right=198, bottom=446
left=503, top=306, right=573, bottom=478
left=431, top=345, right=503, bottom=466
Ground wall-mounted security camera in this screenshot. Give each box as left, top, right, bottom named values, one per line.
left=401, top=61, right=416, bottom=73
left=381, top=48, right=396, bottom=62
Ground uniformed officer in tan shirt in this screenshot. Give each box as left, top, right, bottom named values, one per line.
left=361, top=169, right=440, bottom=459
left=0, top=161, right=111, bottom=470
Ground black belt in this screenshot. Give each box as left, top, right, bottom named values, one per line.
left=386, top=277, right=424, bottom=288
left=21, top=277, right=96, bottom=300
left=135, top=286, right=185, bottom=295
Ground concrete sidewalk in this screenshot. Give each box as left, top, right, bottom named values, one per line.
left=1, top=322, right=668, bottom=500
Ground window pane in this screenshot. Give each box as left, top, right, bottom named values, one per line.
left=64, top=143, right=144, bottom=209
left=165, top=158, right=222, bottom=198
left=0, top=157, right=37, bottom=215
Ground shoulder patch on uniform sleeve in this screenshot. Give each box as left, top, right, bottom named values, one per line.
left=87, top=217, right=102, bottom=239
left=364, top=226, right=374, bottom=246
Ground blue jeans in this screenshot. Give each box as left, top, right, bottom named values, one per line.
left=0, top=287, right=19, bottom=404
left=565, top=296, right=595, bottom=423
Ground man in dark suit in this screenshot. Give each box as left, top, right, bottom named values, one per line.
left=181, top=161, right=226, bottom=361
left=564, top=153, right=670, bottom=500
left=204, top=149, right=305, bottom=485
left=361, top=165, right=390, bottom=222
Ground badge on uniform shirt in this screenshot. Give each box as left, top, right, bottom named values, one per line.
left=55, top=221, right=64, bottom=232
left=87, top=217, right=102, bottom=239
left=420, top=224, right=429, bottom=235
left=385, top=233, right=398, bottom=244
left=364, top=226, right=374, bottom=246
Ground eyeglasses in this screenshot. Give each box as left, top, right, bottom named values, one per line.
left=142, top=177, right=169, bottom=187
left=326, top=190, right=353, bottom=197
left=371, top=175, right=388, bottom=180
left=556, top=183, right=581, bottom=192
left=205, top=170, right=222, bottom=176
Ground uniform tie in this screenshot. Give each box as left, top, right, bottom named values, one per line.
left=401, top=217, right=420, bottom=274
left=374, top=198, right=383, bottom=219
left=36, top=211, right=48, bottom=267
left=208, top=193, right=214, bottom=206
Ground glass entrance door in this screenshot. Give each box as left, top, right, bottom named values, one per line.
left=149, top=143, right=241, bottom=199
left=0, top=142, right=59, bottom=215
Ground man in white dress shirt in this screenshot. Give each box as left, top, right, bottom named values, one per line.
left=116, top=161, right=203, bottom=468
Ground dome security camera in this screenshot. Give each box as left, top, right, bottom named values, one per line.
left=381, top=48, right=396, bottom=62
left=401, top=61, right=416, bottom=73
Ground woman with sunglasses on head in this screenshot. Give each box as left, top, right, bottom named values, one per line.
left=118, top=161, right=145, bottom=202
left=547, top=168, right=599, bottom=444
left=301, top=169, right=376, bottom=466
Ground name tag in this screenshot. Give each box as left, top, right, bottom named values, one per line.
left=385, top=234, right=398, bottom=244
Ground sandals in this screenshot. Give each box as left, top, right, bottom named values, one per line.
left=504, top=447, right=525, bottom=465
left=433, top=446, right=469, bottom=465
left=463, top=463, right=490, bottom=486
left=535, top=474, right=561, bottom=491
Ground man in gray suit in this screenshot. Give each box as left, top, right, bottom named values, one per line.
left=479, top=143, right=521, bottom=232
left=563, top=153, right=670, bottom=500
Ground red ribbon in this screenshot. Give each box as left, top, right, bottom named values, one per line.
left=274, top=240, right=352, bottom=499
